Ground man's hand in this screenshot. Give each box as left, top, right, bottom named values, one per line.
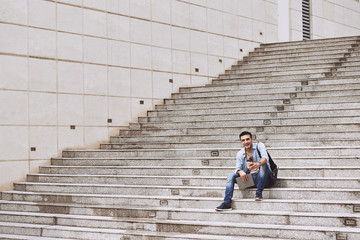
left=239, top=170, right=248, bottom=182
left=248, top=162, right=261, bottom=171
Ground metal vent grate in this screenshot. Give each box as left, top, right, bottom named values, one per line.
left=302, top=0, right=311, bottom=40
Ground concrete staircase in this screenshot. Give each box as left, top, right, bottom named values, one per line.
left=1, top=36, right=360, bottom=239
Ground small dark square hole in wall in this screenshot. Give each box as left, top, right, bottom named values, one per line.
left=31, top=147, right=36, bottom=152
left=169, top=79, right=173, bottom=83
left=70, top=125, right=76, bottom=130
left=140, top=100, right=144, bottom=104
left=240, top=48, right=243, bottom=52
left=107, top=119, right=112, bottom=123
left=218, top=59, right=222, bottom=63
left=259, top=32, right=263, bottom=35
left=195, top=68, right=199, bottom=72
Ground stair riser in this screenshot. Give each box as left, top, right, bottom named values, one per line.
left=120, top=124, right=360, bottom=137
left=167, top=90, right=360, bottom=106
left=259, top=37, right=359, bottom=49
left=224, top=67, right=348, bottom=77
left=218, top=69, right=359, bottom=82
left=2, top=189, right=360, bottom=205
left=0, top=225, right=125, bottom=240
left=132, top=117, right=360, bottom=130
left=238, top=54, right=358, bottom=68
left=15, top=178, right=360, bottom=194
left=1, top=223, right=356, bottom=240
left=226, top=66, right=360, bottom=78
left=231, top=59, right=360, bottom=73
left=1, top=211, right=358, bottom=233
left=35, top=167, right=360, bottom=179
left=179, top=78, right=360, bottom=96
left=1, top=199, right=357, bottom=217
left=52, top=157, right=360, bottom=168
left=154, top=101, right=360, bottom=116
left=242, top=50, right=359, bottom=62
left=0, top=225, right=40, bottom=238
left=235, top=55, right=360, bottom=70
left=140, top=109, right=360, bottom=123
left=62, top=147, right=360, bottom=158
left=250, top=44, right=359, bottom=56
left=112, top=132, right=360, bottom=143
left=104, top=140, right=360, bottom=149
left=246, top=48, right=350, bottom=59
left=182, top=77, right=360, bottom=93
left=176, top=83, right=360, bottom=100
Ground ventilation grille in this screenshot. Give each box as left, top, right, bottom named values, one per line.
left=302, top=0, right=311, bottom=40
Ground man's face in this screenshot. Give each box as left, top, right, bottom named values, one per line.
left=240, top=134, right=253, bottom=150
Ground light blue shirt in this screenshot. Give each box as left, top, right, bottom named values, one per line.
left=235, top=142, right=270, bottom=174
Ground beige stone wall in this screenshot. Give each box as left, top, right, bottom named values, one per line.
left=311, top=0, right=360, bottom=39
left=0, top=0, right=278, bottom=190
left=288, top=0, right=360, bottom=40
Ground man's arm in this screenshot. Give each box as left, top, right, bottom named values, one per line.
left=251, top=142, right=269, bottom=170
left=235, top=150, right=248, bottom=182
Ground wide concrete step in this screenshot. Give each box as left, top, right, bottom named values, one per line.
left=240, top=50, right=358, bottom=65
left=1, top=217, right=359, bottom=240
left=113, top=131, right=360, bottom=144
left=1, top=207, right=360, bottom=231
left=0, top=233, right=73, bottom=240
left=1, top=196, right=359, bottom=215
left=120, top=124, right=360, bottom=138
left=130, top=116, right=360, bottom=131
left=160, top=97, right=360, bottom=113
left=244, top=48, right=352, bottom=61
left=34, top=165, right=360, bottom=179
left=140, top=109, right=360, bottom=124
left=229, top=60, right=360, bottom=75
left=218, top=67, right=360, bottom=82
left=2, top=185, right=360, bottom=204
left=225, top=65, right=360, bottom=77
left=214, top=72, right=360, bottom=86
left=225, top=63, right=356, bottom=75
left=22, top=175, right=360, bottom=194
left=259, top=35, right=360, bottom=49
left=250, top=42, right=359, bottom=56
left=103, top=140, right=360, bottom=149
left=62, top=146, right=360, bottom=158
left=51, top=156, right=360, bottom=168
left=0, top=221, right=279, bottom=240
left=0, top=210, right=303, bottom=240
left=14, top=175, right=360, bottom=192
left=234, top=55, right=360, bottom=71
left=181, top=75, right=360, bottom=93
left=166, top=88, right=360, bottom=106
left=219, top=65, right=347, bottom=79
left=173, top=81, right=360, bottom=99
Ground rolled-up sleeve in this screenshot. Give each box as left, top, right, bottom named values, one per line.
left=257, top=142, right=272, bottom=171
left=257, top=142, right=269, bottom=162
left=235, top=150, right=244, bottom=173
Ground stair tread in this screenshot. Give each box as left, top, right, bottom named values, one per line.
left=4, top=187, right=360, bottom=196
left=1, top=208, right=359, bottom=219
left=0, top=218, right=359, bottom=233
left=0, top=233, right=74, bottom=240
left=0, top=224, right=293, bottom=240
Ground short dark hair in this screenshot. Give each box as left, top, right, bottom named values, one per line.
left=239, top=131, right=252, bottom=140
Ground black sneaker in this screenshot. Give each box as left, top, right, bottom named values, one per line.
left=255, top=193, right=263, bottom=201
left=215, top=202, right=232, bottom=211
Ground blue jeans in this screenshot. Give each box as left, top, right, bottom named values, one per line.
left=223, top=165, right=270, bottom=204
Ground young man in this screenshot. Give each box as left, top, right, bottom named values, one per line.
left=216, top=131, right=271, bottom=211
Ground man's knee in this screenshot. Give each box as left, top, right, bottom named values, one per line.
left=226, top=173, right=238, bottom=182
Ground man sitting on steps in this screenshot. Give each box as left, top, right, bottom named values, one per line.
left=216, top=131, right=271, bottom=211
